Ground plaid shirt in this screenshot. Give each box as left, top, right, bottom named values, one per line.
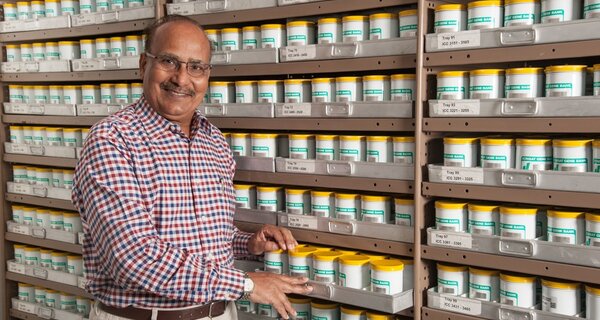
left=72, top=96, right=252, bottom=308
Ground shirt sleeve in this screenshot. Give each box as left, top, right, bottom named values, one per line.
left=232, top=227, right=253, bottom=257
left=73, top=124, right=244, bottom=304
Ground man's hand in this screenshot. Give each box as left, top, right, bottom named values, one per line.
left=248, top=225, right=297, bottom=255
left=247, top=272, right=312, bottom=319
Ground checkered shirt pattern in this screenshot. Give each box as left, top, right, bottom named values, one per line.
left=72, top=96, right=253, bottom=308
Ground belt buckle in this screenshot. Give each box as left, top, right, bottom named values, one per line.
left=208, top=301, right=216, bottom=319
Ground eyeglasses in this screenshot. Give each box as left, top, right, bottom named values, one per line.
left=145, top=52, right=213, bottom=77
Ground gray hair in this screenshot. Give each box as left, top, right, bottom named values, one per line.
left=143, top=15, right=207, bottom=53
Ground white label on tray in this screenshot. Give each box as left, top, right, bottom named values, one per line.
left=101, top=11, right=118, bottom=22
left=11, top=224, right=30, bottom=235
left=28, top=105, right=45, bottom=114
left=10, top=144, right=30, bottom=154
left=284, top=159, right=316, bottom=173
left=287, top=215, right=318, bottom=229
left=437, top=30, right=481, bottom=49
left=8, top=262, right=26, bottom=274
left=3, top=63, right=20, bottom=73
left=440, top=295, right=482, bottom=315
left=78, top=105, right=103, bottom=116
left=204, top=106, right=223, bottom=116
left=440, top=167, right=484, bottom=184
left=32, top=187, right=47, bottom=197
left=33, top=267, right=48, bottom=279
left=285, top=46, right=317, bottom=61
left=10, top=104, right=29, bottom=113
left=433, top=100, right=480, bottom=115
left=78, top=276, right=88, bottom=289
left=16, top=301, right=36, bottom=314
left=74, top=14, right=95, bottom=25
left=281, top=103, right=311, bottom=116
left=75, top=59, right=99, bottom=71
left=169, top=2, right=194, bottom=14
left=432, top=231, right=472, bottom=249
left=13, top=184, right=31, bottom=194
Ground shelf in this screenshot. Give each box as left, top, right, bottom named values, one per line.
left=3, top=115, right=103, bottom=126
left=275, top=158, right=414, bottom=181
left=423, top=117, right=600, bottom=133
left=7, top=260, right=84, bottom=289
left=6, top=272, right=92, bottom=298
left=4, top=154, right=78, bottom=168
left=234, top=208, right=278, bottom=225
left=7, top=221, right=79, bottom=244
left=0, top=70, right=140, bottom=82
left=421, top=245, right=600, bottom=284
left=6, top=193, right=75, bottom=211
left=234, top=170, right=414, bottom=194
left=184, top=0, right=418, bottom=26
left=422, top=307, right=482, bottom=320
left=211, top=55, right=416, bottom=77
left=210, top=117, right=415, bottom=131
left=234, top=221, right=414, bottom=256
left=10, top=308, right=49, bottom=320
left=423, top=182, right=600, bottom=210
left=5, top=232, right=82, bottom=254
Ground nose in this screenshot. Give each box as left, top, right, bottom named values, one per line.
left=169, top=62, right=192, bottom=86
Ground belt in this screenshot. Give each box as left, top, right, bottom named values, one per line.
left=98, top=301, right=227, bottom=320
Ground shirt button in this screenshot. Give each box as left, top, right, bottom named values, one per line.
left=201, top=215, right=207, bottom=222
left=207, top=253, right=214, bottom=260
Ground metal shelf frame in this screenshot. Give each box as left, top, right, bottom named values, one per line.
left=5, top=233, right=82, bottom=254
left=423, top=117, right=600, bottom=133
left=6, top=272, right=93, bottom=299
left=212, top=117, right=415, bottom=132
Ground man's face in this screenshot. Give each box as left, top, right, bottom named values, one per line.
left=140, top=21, right=211, bottom=124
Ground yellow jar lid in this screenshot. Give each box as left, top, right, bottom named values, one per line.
left=266, top=248, right=285, bottom=254
left=394, top=198, right=414, bottom=205
left=63, top=169, right=74, bottom=174
left=542, top=278, right=580, bottom=290
left=45, top=289, right=58, bottom=293
left=362, top=195, right=390, bottom=202
left=50, top=210, right=63, bottom=216
left=24, top=247, right=40, bottom=251
left=288, top=246, right=318, bottom=257
left=13, top=165, right=28, bottom=169
left=35, top=208, right=49, bottom=213
left=435, top=200, right=467, bottom=210
left=81, top=85, right=99, bottom=89
left=594, top=64, right=600, bottom=71
left=545, top=65, right=587, bottom=73
left=586, top=213, right=600, bottom=222
left=40, top=248, right=54, bottom=253
left=311, top=190, right=334, bottom=197
left=81, top=128, right=90, bottom=132
left=49, top=85, right=62, bottom=89
left=516, top=138, right=552, bottom=146
left=318, top=17, right=340, bottom=23
left=12, top=204, right=25, bottom=209
left=288, top=296, right=312, bottom=304
left=231, top=133, right=249, bottom=138
left=342, top=15, right=368, bottom=22
left=9, top=125, right=22, bottom=130
left=506, top=0, right=538, bottom=4
left=468, top=203, right=499, bottom=211
left=470, top=69, right=505, bottom=76
left=45, top=41, right=58, bottom=45
left=63, top=85, right=80, bottom=89
left=367, top=136, right=391, bottom=142
left=63, top=212, right=80, bottom=217
left=205, top=29, right=220, bottom=35
left=333, top=248, right=359, bottom=255
left=586, top=284, right=600, bottom=295
left=340, top=135, right=364, bottom=141
left=359, top=253, right=387, bottom=261
left=100, top=83, right=113, bottom=88
left=234, top=184, right=255, bottom=190
left=14, top=244, right=28, bottom=249
left=399, top=9, right=418, bottom=16
left=221, top=28, right=240, bottom=33
left=367, top=312, right=394, bottom=320
left=341, top=306, right=366, bottom=316
left=437, top=262, right=467, bottom=272
left=369, top=13, right=396, bottom=20
left=444, top=137, right=479, bottom=144
left=547, top=210, right=584, bottom=219
left=241, top=26, right=260, bottom=32
left=261, top=24, right=284, bottom=30
left=16, top=2, right=29, bottom=6
left=58, top=41, right=78, bottom=45
left=35, top=167, right=52, bottom=172
left=306, top=245, right=331, bottom=252
left=316, top=134, right=338, bottom=141
left=287, top=20, right=315, bottom=27
left=18, top=283, right=34, bottom=287
left=438, top=71, right=468, bottom=77
left=115, top=83, right=129, bottom=88
left=286, top=188, right=309, bottom=195
left=371, top=258, right=404, bottom=271
left=284, top=79, right=311, bottom=85
left=235, top=80, right=257, bottom=86
left=339, top=254, right=370, bottom=266
left=32, top=43, right=45, bottom=47
left=391, top=74, right=416, bottom=80
left=336, top=76, right=361, bottom=83
left=8, top=85, right=23, bottom=89
left=468, top=1, right=502, bottom=8
left=251, top=133, right=279, bottom=139
left=500, top=206, right=537, bottom=215
left=210, top=81, right=233, bottom=86
left=258, top=80, right=283, bottom=85
left=313, top=251, right=344, bottom=261
left=436, top=4, right=466, bottom=11
left=96, top=38, right=109, bottom=43
left=131, top=83, right=142, bottom=87
left=125, top=35, right=141, bottom=40
left=363, top=75, right=390, bottom=81
left=393, top=136, right=415, bottom=143
left=51, top=252, right=68, bottom=256
left=289, top=134, right=314, bottom=140
left=51, top=168, right=63, bottom=173
left=45, top=127, right=62, bottom=132
left=311, top=300, right=339, bottom=310
left=23, top=85, right=35, bottom=89
left=553, top=139, right=592, bottom=147
left=312, top=78, right=335, bottom=84
left=79, top=39, right=95, bottom=44
left=32, top=127, right=46, bottom=131
left=256, top=186, right=282, bottom=192
left=480, top=137, right=514, bottom=145
left=33, top=85, right=49, bottom=89
left=469, top=267, right=499, bottom=276
left=67, top=254, right=82, bottom=259
left=4, top=3, right=16, bottom=6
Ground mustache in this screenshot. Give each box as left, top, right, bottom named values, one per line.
left=160, top=82, right=195, bottom=97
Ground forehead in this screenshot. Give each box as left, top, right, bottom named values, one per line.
left=151, top=21, right=210, bottom=60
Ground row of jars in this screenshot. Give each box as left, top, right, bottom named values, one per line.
left=17, top=283, right=92, bottom=317
left=13, top=165, right=75, bottom=189
left=435, top=200, right=600, bottom=245
left=5, top=35, right=144, bottom=62
left=225, top=133, right=415, bottom=164
left=443, top=136, right=600, bottom=172
left=434, top=0, right=600, bottom=33
left=234, top=184, right=414, bottom=226
left=11, top=204, right=83, bottom=233
left=237, top=295, right=396, bottom=320
left=264, top=244, right=412, bottom=295
left=9, top=126, right=89, bottom=147
left=436, top=65, right=600, bottom=100
left=436, top=262, right=600, bottom=318
left=206, top=75, right=416, bottom=104
left=8, top=83, right=143, bottom=105
left=3, top=0, right=147, bottom=20
left=207, top=10, right=418, bottom=52
left=13, top=245, right=84, bottom=275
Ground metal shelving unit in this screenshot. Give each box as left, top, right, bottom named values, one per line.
left=6, top=272, right=92, bottom=299
left=5, top=233, right=82, bottom=255
left=211, top=118, right=414, bottom=131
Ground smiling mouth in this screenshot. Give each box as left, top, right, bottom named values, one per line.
left=160, top=82, right=195, bottom=97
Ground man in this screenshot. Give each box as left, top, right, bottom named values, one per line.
left=73, top=15, right=312, bottom=320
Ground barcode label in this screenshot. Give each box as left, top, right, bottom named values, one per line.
left=239, top=305, right=250, bottom=312
left=592, top=241, right=600, bottom=247
left=394, top=157, right=409, bottom=164
left=338, top=97, right=350, bottom=102
left=314, top=275, right=334, bottom=283
left=439, top=225, right=459, bottom=231
left=440, top=93, right=461, bottom=100
left=545, top=17, right=561, bottom=23
left=472, top=228, right=492, bottom=235
left=252, top=151, right=268, bottom=157
left=341, top=155, right=358, bottom=161
left=445, top=161, right=464, bottom=167
left=502, top=298, right=514, bottom=306
left=345, top=36, right=359, bottom=42
left=502, top=231, right=523, bottom=238
left=507, top=92, right=530, bottom=98
left=442, top=287, right=455, bottom=294
left=367, top=156, right=378, bottom=162
left=286, top=98, right=299, bottom=103
left=483, top=162, right=503, bottom=168
left=371, top=34, right=380, bottom=40
left=552, top=235, right=572, bottom=243
left=392, top=95, right=411, bottom=101
left=474, top=292, right=487, bottom=300
left=320, top=39, right=331, bottom=44
left=373, top=287, right=387, bottom=294
left=290, top=153, right=307, bottom=159
left=259, top=205, right=276, bottom=211
left=287, top=208, right=303, bottom=214
left=559, top=166, right=582, bottom=172
left=266, top=266, right=282, bottom=274
left=291, top=271, right=307, bottom=277
left=365, top=96, right=381, bottom=102
left=547, top=91, right=568, bottom=97
left=289, top=41, right=304, bottom=46
left=470, top=92, right=490, bottom=99
left=317, top=154, right=333, bottom=160
left=363, top=215, right=382, bottom=223
left=437, top=27, right=457, bottom=33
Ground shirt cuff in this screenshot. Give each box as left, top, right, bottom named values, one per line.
left=232, top=230, right=253, bottom=257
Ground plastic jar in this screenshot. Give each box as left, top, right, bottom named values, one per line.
left=469, top=267, right=500, bottom=302
left=125, top=35, right=141, bottom=56
left=317, top=17, right=341, bottom=44
left=100, top=83, right=114, bottom=104
left=547, top=210, right=585, bottom=244
left=45, top=290, right=60, bottom=308
left=13, top=244, right=26, bottom=262
left=24, top=247, right=41, bottom=265
left=289, top=296, right=311, bottom=320
left=399, top=9, right=418, bottom=38
left=311, top=301, right=339, bottom=320
left=45, top=41, right=59, bottom=60
left=500, top=206, right=537, bottom=239
left=81, top=128, right=90, bottom=141
left=394, top=198, right=414, bottom=226
left=313, top=251, right=343, bottom=283
left=22, top=126, right=33, bottom=144
left=335, top=77, right=362, bottom=102
left=17, top=1, right=31, bottom=20
left=230, top=133, right=251, bottom=156
left=257, top=304, right=277, bottom=317
left=505, top=0, right=540, bottom=26
left=480, top=137, right=514, bottom=169
left=316, top=135, right=339, bottom=160
left=541, top=0, right=581, bottom=23
left=251, top=133, right=279, bottom=157
left=114, top=83, right=130, bottom=103
left=467, top=1, right=503, bottom=30
left=60, top=0, right=79, bottom=15
left=109, top=37, right=124, bottom=58
left=20, top=43, right=33, bottom=61
left=12, top=205, right=24, bottom=223
left=234, top=184, right=256, bottom=209
left=392, top=136, right=415, bottom=164
left=585, top=0, right=600, bottom=18
left=340, top=135, right=365, bottom=161
left=553, top=139, right=592, bottom=172
left=391, top=74, right=416, bottom=101
left=44, top=0, right=60, bottom=16
left=437, top=263, right=468, bottom=296
left=361, top=195, right=391, bottom=224
left=287, top=21, right=315, bottom=46
left=18, top=283, right=35, bottom=302
left=58, top=41, right=80, bottom=60
left=33, top=85, right=49, bottom=104
left=205, top=29, right=221, bottom=51
left=339, top=255, right=370, bottom=289
left=469, top=69, right=505, bottom=99
left=366, top=136, right=392, bottom=163
left=4, top=3, right=18, bottom=20
left=79, top=0, right=93, bottom=13
left=335, top=193, right=361, bottom=220
left=435, top=4, right=467, bottom=32
left=47, top=85, right=61, bottom=104
left=221, top=28, right=241, bottom=51
left=45, top=127, right=63, bottom=146
left=289, top=134, right=315, bottom=159
left=594, top=64, right=600, bottom=96
left=77, top=40, right=94, bottom=60
left=66, top=254, right=84, bottom=275
left=286, top=188, right=311, bottom=215
left=367, top=312, right=394, bottom=320
left=362, top=75, right=390, bottom=101
left=545, top=65, right=587, bottom=97
left=13, top=165, right=28, bottom=184
left=23, top=86, right=35, bottom=104
left=36, top=209, right=51, bottom=227
left=264, top=249, right=287, bottom=274
left=60, top=293, right=77, bottom=311
left=95, top=38, right=110, bottom=58
left=288, top=247, right=317, bottom=278
left=110, top=0, right=125, bottom=10
left=31, top=0, right=45, bottom=18
left=31, top=127, right=46, bottom=145
left=131, top=83, right=142, bottom=101
left=437, top=71, right=469, bottom=99
left=505, top=67, right=544, bottom=98
left=435, top=200, right=468, bottom=232
left=35, top=287, right=46, bottom=304
left=311, top=78, right=335, bottom=103
left=81, top=85, right=100, bottom=104
left=541, top=279, right=581, bottom=315
left=284, top=79, right=312, bottom=103
left=32, top=43, right=45, bottom=61
left=260, top=24, right=286, bottom=48
left=51, top=251, right=68, bottom=271
left=311, top=191, right=334, bottom=218
left=443, top=137, right=479, bottom=167
left=515, top=138, right=552, bottom=170
left=241, top=26, right=261, bottom=50
left=77, top=297, right=91, bottom=317
left=258, top=80, right=284, bottom=103
left=52, top=169, right=64, bottom=188
left=39, top=248, right=53, bottom=267
left=371, top=259, right=404, bottom=294
left=63, top=85, right=81, bottom=104
left=5, top=45, right=20, bottom=62
left=10, top=126, right=24, bottom=144
left=22, top=206, right=36, bottom=224
left=369, top=13, right=398, bottom=40
left=63, top=169, right=74, bottom=189
left=63, top=212, right=82, bottom=233
left=468, top=203, right=499, bottom=235
left=586, top=213, right=600, bottom=246
left=342, top=15, right=368, bottom=42
left=49, top=210, right=64, bottom=229
left=256, top=186, right=283, bottom=212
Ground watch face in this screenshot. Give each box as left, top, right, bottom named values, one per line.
left=244, top=278, right=254, bottom=292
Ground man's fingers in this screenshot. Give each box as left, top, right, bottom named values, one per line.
left=280, top=228, right=298, bottom=250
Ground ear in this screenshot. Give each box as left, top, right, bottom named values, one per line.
left=139, top=53, right=147, bottom=81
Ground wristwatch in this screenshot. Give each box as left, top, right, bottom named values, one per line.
left=241, top=272, right=254, bottom=300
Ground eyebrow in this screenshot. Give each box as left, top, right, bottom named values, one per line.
left=158, top=52, right=207, bottom=64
